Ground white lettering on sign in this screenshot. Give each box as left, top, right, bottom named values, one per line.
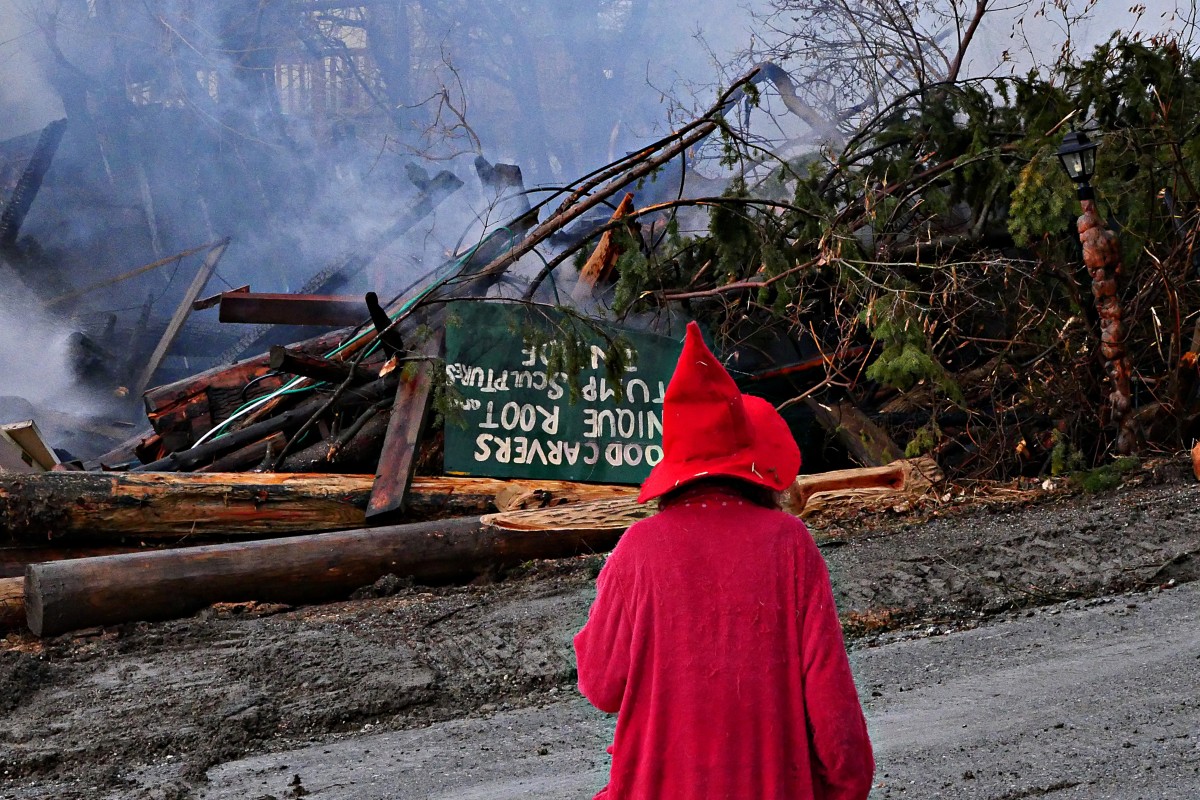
left=448, top=321, right=677, bottom=481
left=473, top=435, right=596, bottom=467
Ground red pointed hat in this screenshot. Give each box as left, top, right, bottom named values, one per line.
left=638, top=321, right=801, bottom=503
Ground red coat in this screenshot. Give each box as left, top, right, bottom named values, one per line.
left=574, top=486, right=875, bottom=799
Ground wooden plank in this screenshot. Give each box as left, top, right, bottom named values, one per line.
left=134, top=238, right=231, bottom=397
left=218, top=293, right=368, bottom=327
left=366, top=334, right=441, bottom=520
left=24, top=514, right=627, bottom=636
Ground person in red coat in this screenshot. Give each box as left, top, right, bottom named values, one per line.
left=574, top=321, right=875, bottom=799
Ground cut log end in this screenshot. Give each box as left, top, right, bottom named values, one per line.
left=1, top=576, right=24, bottom=631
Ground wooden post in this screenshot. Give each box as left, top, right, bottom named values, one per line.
left=366, top=335, right=441, bottom=520
left=24, top=515, right=625, bottom=636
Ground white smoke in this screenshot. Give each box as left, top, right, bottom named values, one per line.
left=0, top=0, right=62, bottom=140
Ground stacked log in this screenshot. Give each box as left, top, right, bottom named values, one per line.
left=0, top=472, right=642, bottom=542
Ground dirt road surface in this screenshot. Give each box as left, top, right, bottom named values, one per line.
left=195, top=581, right=1200, bottom=800
left=2, top=460, right=1199, bottom=798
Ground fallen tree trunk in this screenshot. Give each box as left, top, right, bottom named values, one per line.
left=25, top=514, right=624, bottom=636
left=0, top=473, right=638, bottom=541
left=1, top=544, right=156, bottom=578
left=0, top=471, right=373, bottom=541
left=0, top=576, right=22, bottom=630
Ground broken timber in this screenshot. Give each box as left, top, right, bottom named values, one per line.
left=571, top=191, right=635, bottom=302
left=218, top=293, right=369, bottom=327
left=366, top=334, right=441, bottom=520
left=269, top=345, right=376, bottom=385
left=24, top=514, right=626, bottom=637
left=133, top=238, right=231, bottom=397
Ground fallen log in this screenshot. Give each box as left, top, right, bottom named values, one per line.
left=0, top=473, right=639, bottom=541
left=1, top=544, right=159, bottom=578
left=781, top=457, right=943, bottom=515
left=1, top=576, right=22, bottom=630
left=24, top=514, right=626, bottom=637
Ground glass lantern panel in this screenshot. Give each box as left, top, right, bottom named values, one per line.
left=1062, top=152, right=1084, bottom=180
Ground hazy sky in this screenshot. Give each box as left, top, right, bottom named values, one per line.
left=0, top=1, right=1193, bottom=140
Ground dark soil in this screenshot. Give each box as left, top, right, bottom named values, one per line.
left=2, top=457, right=1199, bottom=798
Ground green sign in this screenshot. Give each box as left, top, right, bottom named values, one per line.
left=444, top=302, right=684, bottom=484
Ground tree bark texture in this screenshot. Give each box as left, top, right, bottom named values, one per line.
left=1079, top=200, right=1136, bottom=454
left=0, top=473, right=636, bottom=542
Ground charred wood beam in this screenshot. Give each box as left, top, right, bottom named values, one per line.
left=268, top=345, right=369, bottom=384
left=0, top=119, right=66, bottom=248
left=365, top=292, right=405, bottom=354
left=195, top=432, right=287, bottom=473
left=218, top=293, right=369, bottom=327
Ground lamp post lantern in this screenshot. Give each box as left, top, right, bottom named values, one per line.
left=1056, top=129, right=1135, bottom=454
left=1056, top=130, right=1099, bottom=199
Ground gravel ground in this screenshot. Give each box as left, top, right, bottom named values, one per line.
left=2, top=459, right=1199, bottom=798
left=198, top=583, right=1200, bottom=799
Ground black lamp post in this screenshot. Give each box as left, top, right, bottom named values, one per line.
left=1056, top=130, right=1099, bottom=200
left=1056, top=128, right=1135, bottom=454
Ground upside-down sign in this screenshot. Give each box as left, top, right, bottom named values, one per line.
left=443, top=302, right=686, bottom=484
